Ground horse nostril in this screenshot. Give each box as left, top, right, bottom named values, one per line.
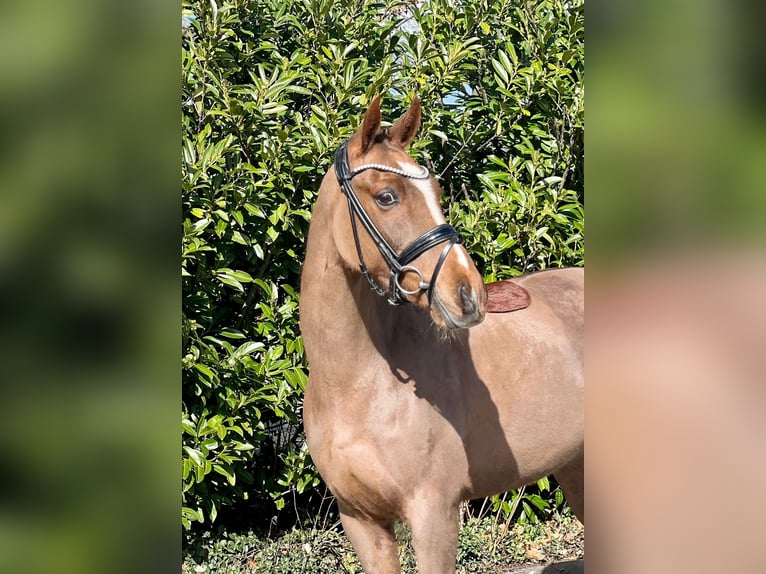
left=459, top=284, right=477, bottom=316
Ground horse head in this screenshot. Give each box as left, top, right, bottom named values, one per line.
left=331, top=96, right=487, bottom=329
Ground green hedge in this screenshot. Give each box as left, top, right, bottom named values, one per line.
left=182, top=0, right=583, bottom=532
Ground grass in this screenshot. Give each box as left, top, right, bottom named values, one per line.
left=182, top=511, right=583, bottom=574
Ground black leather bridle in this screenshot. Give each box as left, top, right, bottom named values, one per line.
left=334, top=140, right=463, bottom=306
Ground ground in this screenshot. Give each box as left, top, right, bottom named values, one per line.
left=503, top=560, right=583, bottom=574
left=183, top=512, right=583, bottom=574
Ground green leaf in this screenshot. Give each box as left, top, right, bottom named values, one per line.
left=214, top=268, right=253, bottom=292
left=430, top=129, right=448, bottom=143
left=182, top=506, right=203, bottom=527
left=208, top=501, right=218, bottom=522
left=491, top=59, right=509, bottom=85
left=181, top=419, right=196, bottom=436
left=193, top=363, right=217, bottom=384
left=262, top=103, right=288, bottom=115
left=220, top=328, right=246, bottom=339
left=233, top=341, right=265, bottom=358
left=527, top=494, right=549, bottom=511
left=213, top=463, right=236, bottom=486
left=184, top=446, right=203, bottom=467
left=200, top=438, right=219, bottom=452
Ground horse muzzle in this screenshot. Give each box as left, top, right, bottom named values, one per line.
left=431, top=281, right=487, bottom=330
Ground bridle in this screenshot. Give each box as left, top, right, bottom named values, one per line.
left=334, top=140, right=463, bottom=306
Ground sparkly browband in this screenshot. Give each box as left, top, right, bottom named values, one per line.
left=349, top=163, right=430, bottom=180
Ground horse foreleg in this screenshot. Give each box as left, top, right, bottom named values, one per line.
left=554, top=452, right=585, bottom=523
left=406, top=496, right=460, bottom=574
left=338, top=503, right=401, bottom=574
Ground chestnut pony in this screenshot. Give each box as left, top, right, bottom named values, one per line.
left=300, top=96, right=583, bottom=573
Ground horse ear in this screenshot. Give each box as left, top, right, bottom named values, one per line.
left=388, top=96, right=421, bottom=148
left=348, top=95, right=382, bottom=157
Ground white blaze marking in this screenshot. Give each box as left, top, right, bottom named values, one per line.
left=398, top=160, right=446, bottom=225
left=453, top=244, right=472, bottom=270
left=397, top=161, right=471, bottom=270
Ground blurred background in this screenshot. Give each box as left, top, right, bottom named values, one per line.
left=588, top=0, right=766, bottom=572
left=0, top=0, right=764, bottom=572
left=0, top=1, right=179, bottom=573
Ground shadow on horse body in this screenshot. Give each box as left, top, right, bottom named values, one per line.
left=300, top=96, right=584, bottom=574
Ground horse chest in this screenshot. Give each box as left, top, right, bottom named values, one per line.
left=305, top=370, right=470, bottom=504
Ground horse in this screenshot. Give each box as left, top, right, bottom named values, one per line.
left=299, top=95, right=584, bottom=574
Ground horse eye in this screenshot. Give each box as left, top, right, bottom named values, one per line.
left=374, top=189, right=399, bottom=208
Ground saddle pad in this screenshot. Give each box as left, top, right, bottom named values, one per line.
left=485, top=279, right=531, bottom=313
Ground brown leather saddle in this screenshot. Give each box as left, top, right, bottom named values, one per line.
left=485, top=279, right=531, bottom=313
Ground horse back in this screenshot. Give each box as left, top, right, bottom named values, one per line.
left=514, top=267, right=584, bottom=348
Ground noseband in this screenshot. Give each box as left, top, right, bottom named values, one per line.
left=334, top=140, right=462, bottom=306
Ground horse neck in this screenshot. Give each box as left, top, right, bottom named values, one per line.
left=301, top=185, right=369, bottom=368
